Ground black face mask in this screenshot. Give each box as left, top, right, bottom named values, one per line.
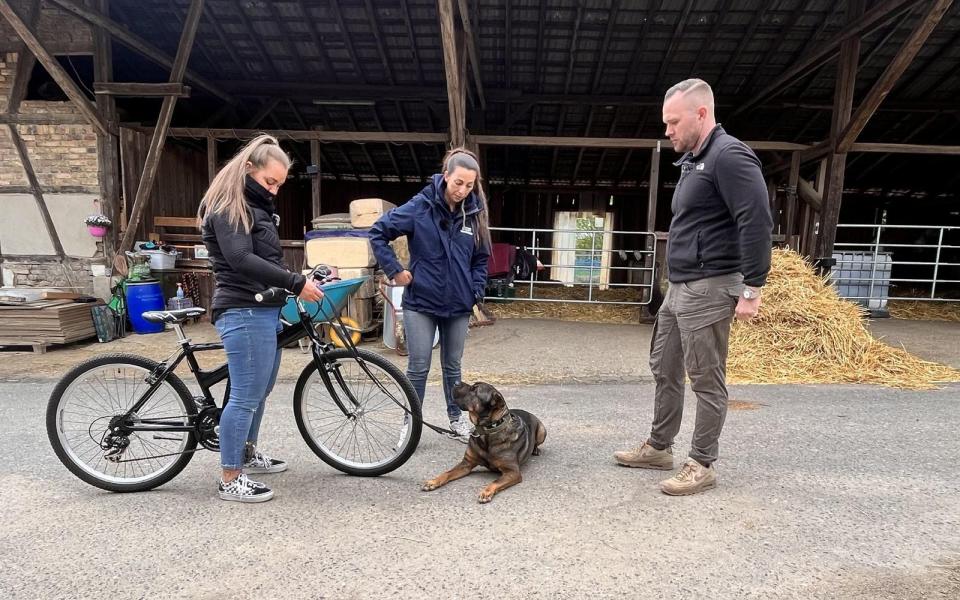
left=244, top=175, right=275, bottom=204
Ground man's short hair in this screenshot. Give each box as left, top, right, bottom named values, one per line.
left=664, top=79, right=715, bottom=112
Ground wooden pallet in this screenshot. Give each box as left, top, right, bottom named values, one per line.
left=0, top=299, right=100, bottom=351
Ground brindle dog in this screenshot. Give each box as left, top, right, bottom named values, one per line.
left=421, top=381, right=546, bottom=503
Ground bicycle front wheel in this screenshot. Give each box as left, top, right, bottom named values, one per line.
left=294, top=348, right=421, bottom=476
left=46, top=354, right=198, bottom=492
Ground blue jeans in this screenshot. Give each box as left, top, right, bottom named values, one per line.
left=403, top=309, right=470, bottom=422
left=215, top=307, right=283, bottom=469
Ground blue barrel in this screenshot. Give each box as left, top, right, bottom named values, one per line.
left=125, top=280, right=165, bottom=334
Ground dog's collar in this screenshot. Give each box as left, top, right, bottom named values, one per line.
left=471, top=411, right=515, bottom=437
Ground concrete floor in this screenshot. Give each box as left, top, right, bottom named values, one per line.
left=3, top=381, right=958, bottom=599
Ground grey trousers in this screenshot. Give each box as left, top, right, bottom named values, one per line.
left=648, top=273, right=742, bottom=465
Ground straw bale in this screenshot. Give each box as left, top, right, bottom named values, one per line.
left=727, top=249, right=960, bottom=389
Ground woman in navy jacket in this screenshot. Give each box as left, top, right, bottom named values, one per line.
left=369, top=148, right=491, bottom=441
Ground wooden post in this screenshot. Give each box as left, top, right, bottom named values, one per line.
left=0, top=0, right=109, bottom=135
left=647, top=142, right=660, bottom=232
left=117, top=0, right=204, bottom=255
left=310, top=139, right=322, bottom=220
left=784, top=152, right=800, bottom=248
left=438, top=0, right=464, bottom=148
left=92, top=0, right=120, bottom=262
left=814, top=1, right=862, bottom=261
left=206, top=135, right=217, bottom=183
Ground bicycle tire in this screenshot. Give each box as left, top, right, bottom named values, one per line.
left=293, top=348, right=422, bottom=476
left=47, top=354, right=198, bottom=492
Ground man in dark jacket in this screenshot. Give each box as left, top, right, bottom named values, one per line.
left=614, top=78, right=772, bottom=495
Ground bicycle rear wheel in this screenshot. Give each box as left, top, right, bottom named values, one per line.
left=294, top=348, right=421, bottom=476
left=47, top=354, right=198, bottom=492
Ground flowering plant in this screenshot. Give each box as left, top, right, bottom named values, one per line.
left=84, top=214, right=112, bottom=227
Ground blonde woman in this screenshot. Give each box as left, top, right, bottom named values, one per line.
left=198, top=134, right=323, bottom=502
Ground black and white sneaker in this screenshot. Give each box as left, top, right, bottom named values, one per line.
left=243, top=446, right=288, bottom=474
left=218, top=473, right=274, bottom=503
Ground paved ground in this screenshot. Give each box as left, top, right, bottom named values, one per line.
left=2, top=380, right=958, bottom=599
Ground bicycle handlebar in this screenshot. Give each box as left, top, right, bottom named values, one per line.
left=255, top=287, right=287, bottom=303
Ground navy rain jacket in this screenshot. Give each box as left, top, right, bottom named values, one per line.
left=369, top=174, right=490, bottom=318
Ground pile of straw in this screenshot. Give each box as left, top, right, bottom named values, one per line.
left=888, top=300, right=960, bottom=322
left=727, top=249, right=960, bottom=389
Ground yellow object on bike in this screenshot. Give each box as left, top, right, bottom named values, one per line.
left=330, top=316, right=362, bottom=348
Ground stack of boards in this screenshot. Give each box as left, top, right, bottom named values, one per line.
left=0, top=297, right=99, bottom=353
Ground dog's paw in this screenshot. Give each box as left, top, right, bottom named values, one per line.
left=421, top=480, right=440, bottom=492
left=477, top=490, right=494, bottom=503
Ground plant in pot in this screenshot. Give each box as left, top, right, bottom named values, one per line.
left=84, top=214, right=111, bottom=237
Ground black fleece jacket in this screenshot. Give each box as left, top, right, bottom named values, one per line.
left=666, top=125, right=773, bottom=287
left=201, top=177, right=306, bottom=320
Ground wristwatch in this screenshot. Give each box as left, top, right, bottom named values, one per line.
left=742, top=286, right=760, bottom=300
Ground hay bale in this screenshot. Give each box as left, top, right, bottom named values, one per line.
left=728, top=249, right=960, bottom=389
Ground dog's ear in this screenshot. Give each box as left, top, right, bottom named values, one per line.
left=491, top=389, right=506, bottom=412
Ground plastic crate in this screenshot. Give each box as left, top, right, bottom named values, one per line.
left=831, top=251, right=892, bottom=315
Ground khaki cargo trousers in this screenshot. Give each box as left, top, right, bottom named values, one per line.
left=648, top=273, right=743, bottom=465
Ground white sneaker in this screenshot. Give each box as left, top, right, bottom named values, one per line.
left=243, top=446, right=288, bottom=474
left=449, top=413, right=473, bottom=444
left=218, top=473, right=274, bottom=503
left=395, top=415, right=411, bottom=452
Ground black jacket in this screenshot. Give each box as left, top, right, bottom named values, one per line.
left=201, top=177, right=305, bottom=318
left=666, top=125, right=772, bottom=287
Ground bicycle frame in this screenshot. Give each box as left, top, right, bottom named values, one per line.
left=113, top=299, right=362, bottom=438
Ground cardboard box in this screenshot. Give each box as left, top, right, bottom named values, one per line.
left=306, top=236, right=376, bottom=269
left=349, top=198, right=396, bottom=228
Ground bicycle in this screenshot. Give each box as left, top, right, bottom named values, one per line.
left=46, top=272, right=423, bottom=493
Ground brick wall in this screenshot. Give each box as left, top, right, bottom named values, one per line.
left=2, top=259, right=96, bottom=295
left=0, top=53, right=99, bottom=191
left=0, top=1, right=93, bottom=53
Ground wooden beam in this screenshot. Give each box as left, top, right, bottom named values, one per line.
left=329, top=0, right=366, bottom=83
left=93, top=82, right=191, bottom=97
left=457, top=0, right=485, bottom=108
left=784, top=152, right=800, bottom=245
left=93, top=0, right=120, bottom=263
left=310, top=139, right=321, bottom=219
left=397, top=0, right=424, bottom=86
left=731, top=0, right=918, bottom=118
left=849, top=142, right=960, bottom=155
left=814, top=1, right=862, bottom=260
left=155, top=128, right=449, bottom=143
left=0, top=113, right=88, bottom=125
left=206, top=135, right=217, bottom=183
left=5, top=124, right=66, bottom=257
left=117, top=0, right=204, bottom=255
left=364, top=0, right=395, bottom=85
left=0, top=0, right=109, bottom=135
left=647, top=143, right=661, bottom=232
left=245, top=97, right=282, bottom=128
left=4, top=0, right=39, bottom=114
left=835, top=0, right=954, bottom=154
left=797, top=177, right=822, bottom=211
left=46, top=0, right=233, bottom=103
left=438, top=0, right=465, bottom=147
left=473, top=135, right=807, bottom=151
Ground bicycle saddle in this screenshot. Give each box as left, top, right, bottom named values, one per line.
left=142, top=307, right=207, bottom=324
